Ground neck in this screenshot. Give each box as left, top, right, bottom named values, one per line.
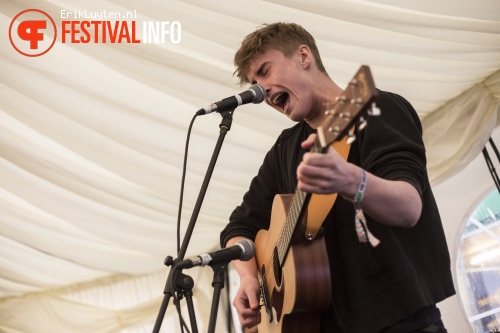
left=305, top=75, right=344, bottom=129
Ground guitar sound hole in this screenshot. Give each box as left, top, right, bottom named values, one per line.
left=272, top=247, right=282, bottom=288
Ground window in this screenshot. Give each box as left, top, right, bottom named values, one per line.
left=457, top=188, right=500, bottom=332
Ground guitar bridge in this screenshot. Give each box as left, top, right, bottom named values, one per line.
left=259, top=267, right=274, bottom=323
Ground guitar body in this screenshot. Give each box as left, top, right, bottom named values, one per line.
left=255, top=194, right=331, bottom=333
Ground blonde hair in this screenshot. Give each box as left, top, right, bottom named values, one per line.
left=234, top=22, right=327, bottom=85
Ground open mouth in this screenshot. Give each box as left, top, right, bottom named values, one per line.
left=270, top=92, right=290, bottom=113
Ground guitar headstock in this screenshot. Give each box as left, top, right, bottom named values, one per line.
left=317, top=65, right=379, bottom=150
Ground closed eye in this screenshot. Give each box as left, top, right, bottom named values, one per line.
left=256, top=62, right=270, bottom=79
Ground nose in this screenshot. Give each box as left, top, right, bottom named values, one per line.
left=253, top=78, right=270, bottom=93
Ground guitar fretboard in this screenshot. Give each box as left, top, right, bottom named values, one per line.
left=275, top=140, right=325, bottom=265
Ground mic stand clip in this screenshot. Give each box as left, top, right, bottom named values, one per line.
left=207, top=261, right=227, bottom=333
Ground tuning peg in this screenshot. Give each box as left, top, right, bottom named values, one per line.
left=368, top=102, right=381, bottom=116
left=328, top=125, right=340, bottom=135
left=346, top=131, right=356, bottom=144
left=358, top=116, right=367, bottom=131
left=336, top=95, right=348, bottom=104
left=325, top=109, right=336, bottom=117
left=351, top=97, right=363, bottom=105
left=339, top=112, right=351, bottom=120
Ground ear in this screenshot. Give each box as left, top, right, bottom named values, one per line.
left=298, top=45, right=312, bottom=69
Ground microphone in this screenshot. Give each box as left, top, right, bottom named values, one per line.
left=197, top=84, right=266, bottom=115
left=177, top=239, right=255, bottom=269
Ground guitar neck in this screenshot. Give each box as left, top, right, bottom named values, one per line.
left=276, top=138, right=326, bottom=265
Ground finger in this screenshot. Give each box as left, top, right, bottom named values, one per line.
left=240, top=308, right=261, bottom=328
left=298, top=161, right=333, bottom=182
left=302, top=147, right=339, bottom=167
left=297, top=164, right=336, bottom=194
left=246, top=289, right=260, bottom=310
left=301, top=133, right=317, bottom=149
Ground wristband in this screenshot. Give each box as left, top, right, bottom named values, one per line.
left=354, top=169, right=367, bottom=203
left=352, top=168, right=380, bottom=247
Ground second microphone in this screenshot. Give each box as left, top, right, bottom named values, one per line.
left=177, top=239, right=255, bottom=269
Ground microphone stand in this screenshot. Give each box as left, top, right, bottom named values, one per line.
left=153, top=109, right=235, bottom=333
left=207, top=262, right=227, bottom=333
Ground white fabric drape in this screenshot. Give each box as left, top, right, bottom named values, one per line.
left=423, top=70, right=500, bottom=185
left=1, top=0, right=499, bottom=332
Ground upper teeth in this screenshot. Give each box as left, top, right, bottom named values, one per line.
left=272, top=93, right=283, bottom=105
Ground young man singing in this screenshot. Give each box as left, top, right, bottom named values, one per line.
left=220, top=22, right=455, bottom=333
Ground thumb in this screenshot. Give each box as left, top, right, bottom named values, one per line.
left=247, top=282, right=260, bottom=310
left=301, top=133, right=317, bottom=149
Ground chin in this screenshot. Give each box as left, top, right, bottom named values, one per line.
left=287, top=114, right=302, bottom=122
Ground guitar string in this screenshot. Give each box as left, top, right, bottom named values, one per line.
left=262, top=110, right=349, bottom=296
left=263, top=142, right=319, bottom=291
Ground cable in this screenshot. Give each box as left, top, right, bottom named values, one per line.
left=177, top=114, right=198, bottom=254
left=483, top=138, right=500, bottom=193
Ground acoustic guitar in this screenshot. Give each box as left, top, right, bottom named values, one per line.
left=254, top=65, right=379, bottom=333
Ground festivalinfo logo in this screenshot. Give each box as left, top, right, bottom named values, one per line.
left=9, top=8, right=182, bottom=57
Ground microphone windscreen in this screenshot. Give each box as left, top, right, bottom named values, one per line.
left=249, top=84, right=266, bottom=104
left=237, top=239, right=256, bottom=262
